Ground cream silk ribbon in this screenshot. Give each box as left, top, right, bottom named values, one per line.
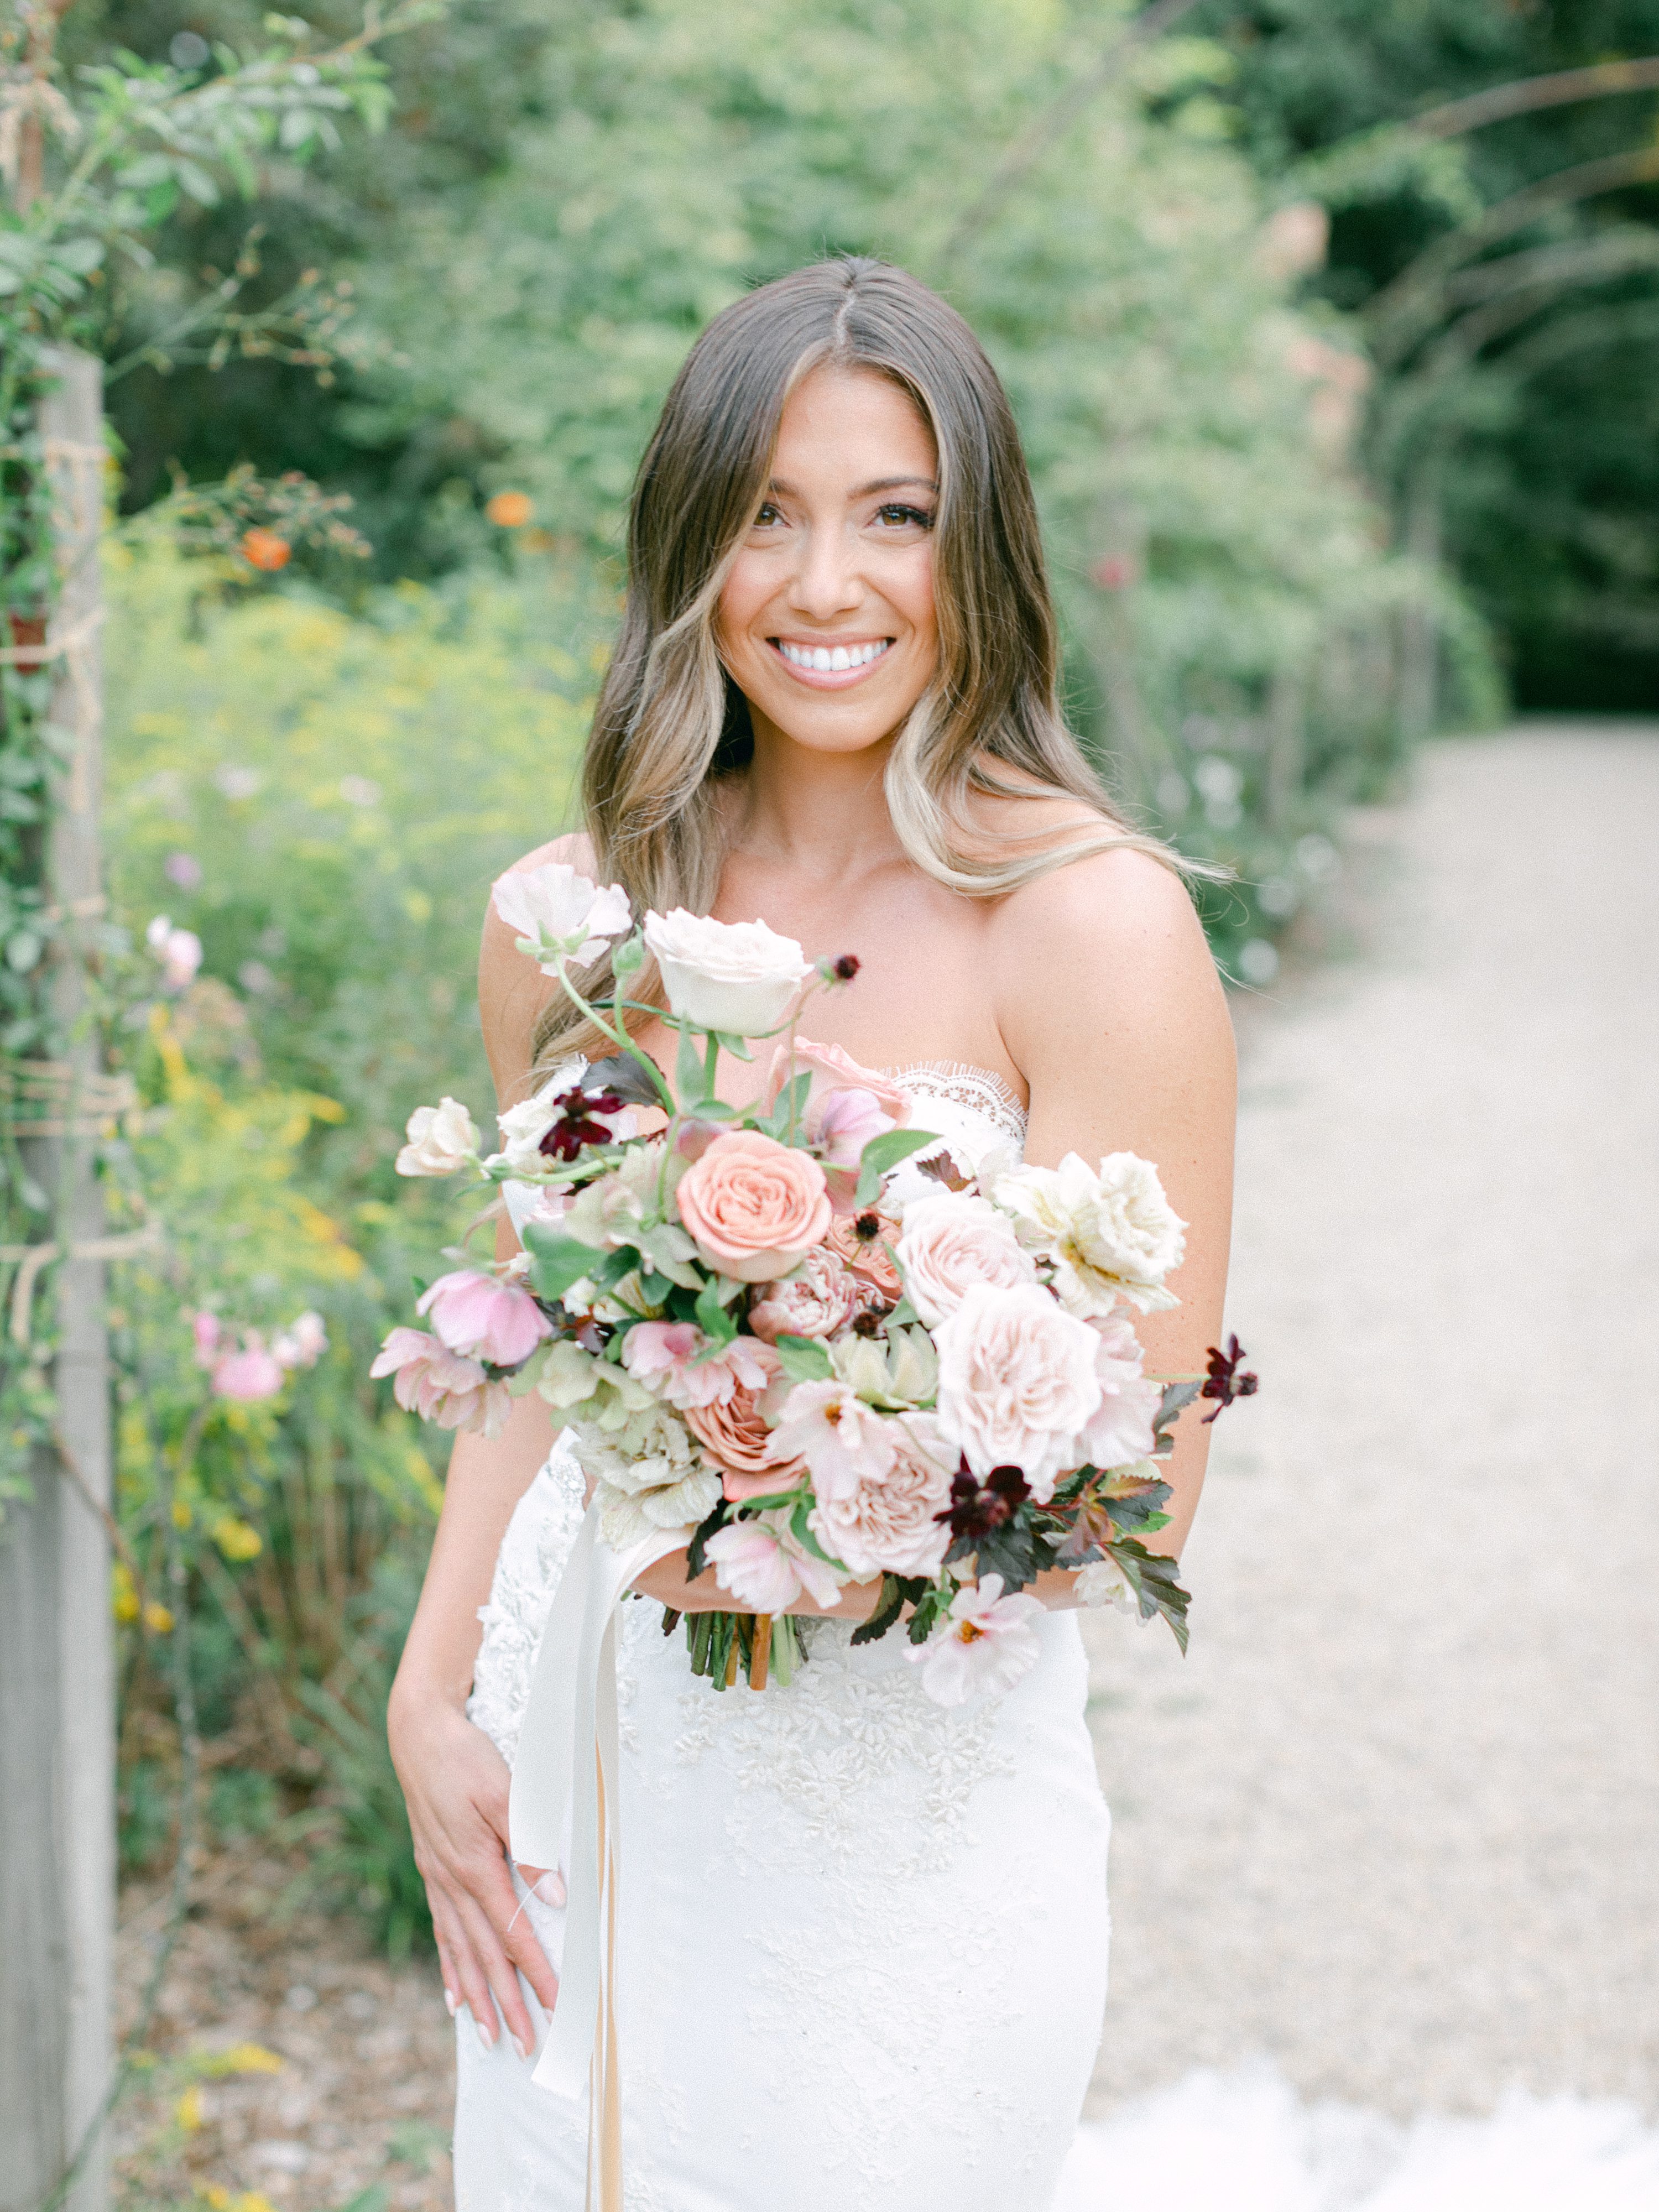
left=508, top=1501, right=682, bottom=2211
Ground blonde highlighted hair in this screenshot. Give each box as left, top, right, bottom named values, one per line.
left=536, top=255, right=1183, bottom=1071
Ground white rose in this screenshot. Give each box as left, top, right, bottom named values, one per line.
left=643, top=907, right=813, bottom=1036
left=995, top=1151, right=1186, bottom=1317
left=895, top=1191, right=1036, bottom=1327
left=932, top=1282, right=1102, bottom=1501
left=395, top=1095, right=481, bottom=1177
left=492, top=863, right=633, bottom=973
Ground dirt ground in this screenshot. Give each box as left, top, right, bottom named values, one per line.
left=115, top=1844, right=455, bottom=2212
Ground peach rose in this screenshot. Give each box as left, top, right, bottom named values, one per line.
left=675, top=1130, right=833, bottom=1282
left=825, top=1205, right=903, bottom=1301
left=682, top=1342, right=804, bottom=1501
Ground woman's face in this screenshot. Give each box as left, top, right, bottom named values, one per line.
left=716, top=366, right=940, bottom=758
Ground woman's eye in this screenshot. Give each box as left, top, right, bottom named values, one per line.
left=753, top=501, right=784, bottom=527
left=874, top=503, right=934, bottom=530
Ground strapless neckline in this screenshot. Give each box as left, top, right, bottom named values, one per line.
left=880, top=1058, right=1028, bottom=1146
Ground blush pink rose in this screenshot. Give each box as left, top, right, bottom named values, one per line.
left=417, top=1267, right=552, bottom=1368
left=674, top=1130, right=833, bottom=1282
left=807, top=1413, right=954, bottom=1579
left=747, top=1248, right=865, bottom=1342
left=894, top=1191, right=1036, bottom=1327
left=932, top=1282, right=1103, bottom=1501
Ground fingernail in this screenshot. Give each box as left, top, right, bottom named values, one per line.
left=444, top=1988, right=457, bottom=2017
left=475, top=2016, right=496, bottom=2053
left=534, top=1870, right=567, bottom=1907
left=511, top=2034, right=530, bottom=2062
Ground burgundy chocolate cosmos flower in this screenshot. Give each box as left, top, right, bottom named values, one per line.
left=1199, top=1334, right=1259, bottom=1423
left=935, top=1463, right=1031, bottom=1541
left=539, top=1086, right=625, bottom=1163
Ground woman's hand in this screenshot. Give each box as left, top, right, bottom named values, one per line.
left=388, top=1683, right=559, bottom=2058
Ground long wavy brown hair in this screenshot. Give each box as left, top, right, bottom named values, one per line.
left=534, top=255, right=1181, bottom=1073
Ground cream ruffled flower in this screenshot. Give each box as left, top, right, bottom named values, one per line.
left=575, top=1404, right=721, bottom=1549
left=994, top=1151, right=1186, bottom=1316
left=395, top=1096, right=481, bottom=1177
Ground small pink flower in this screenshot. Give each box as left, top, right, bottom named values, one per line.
left=190, top=1311, right=222, bottom=1368
left=211, top=1342, right=286, bottom=1402
left=747, top=1249, right=865, bottom=1343
left=764, top=1379, right=899, bottom=1503
left=703, top=1521, right=844, bottom=1612
left=147, top=914, right=203, bottom=992
left=906, top=1574, right=1043, bottom=1706
left=273, top=1309, right=328, bottom=1370
left=417, top=1269, right=551, bottom=1368
left=675, top=1130, right=832, bottom=1283
left=370, top=1327, right=511, bottom=1436
left=622, top=1322, right=775, bottom=1411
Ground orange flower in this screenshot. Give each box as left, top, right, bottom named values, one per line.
left=486, top=490, right=534, bottom=528
left=241, top=528, right=291, bottom=572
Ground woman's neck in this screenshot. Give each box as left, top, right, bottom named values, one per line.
left=730, top=713, right=906, bottom=881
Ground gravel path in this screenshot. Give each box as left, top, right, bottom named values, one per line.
left=1083, top=725, right=1659, bottom=2121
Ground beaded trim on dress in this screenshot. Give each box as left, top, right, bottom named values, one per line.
left=881, top=1059, right=1028, bottom=1145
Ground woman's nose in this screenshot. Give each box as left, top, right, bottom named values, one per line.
left=787, top=523, right=863, bottom=619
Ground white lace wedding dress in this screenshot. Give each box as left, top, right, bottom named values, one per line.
left=452, top=1066, right=1112, bottom=2212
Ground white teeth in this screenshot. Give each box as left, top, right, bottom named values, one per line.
left=777, top=639, right=889, bottom=671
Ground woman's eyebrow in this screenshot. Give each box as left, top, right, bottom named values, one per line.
left=764, top=474, right=940, bottom=497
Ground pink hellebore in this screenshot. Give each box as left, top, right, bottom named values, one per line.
left=416, top=1269, right=551, bottom=1369
left=273, top=1310, right=328, bottom=1370
left=370, top=1327, right=512, bottom=1436
left=907, top=1574, right=1043, bottom=1707
left=764, top=1379, right=899, bottom=1503
left=621, top=1322, right=774, bottom=1411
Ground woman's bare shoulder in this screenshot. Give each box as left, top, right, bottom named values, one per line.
left=988, top=838, right=1230, bottom=1076
left=479, top=832, right=594, bottom=1102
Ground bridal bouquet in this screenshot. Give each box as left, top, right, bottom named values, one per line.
left=375, top=863, right=1255, bottom=1705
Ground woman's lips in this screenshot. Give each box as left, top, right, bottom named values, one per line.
left=768, top=637, right=894, bottom=690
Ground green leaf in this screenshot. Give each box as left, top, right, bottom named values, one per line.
left=789, top=1501, right=838, bottom=1564
left=521, top=1222, right=602, bottom=1301
left=1107, top=1537, right=1192, bottom=1655
left=675, top=1019, right=703, bottom=1108
left=686, top=1498, right=729, bottom=1580
left=772, top=1332, right=833, bottom=1384
left=972, top=1507, right=1050, bottom=1593
left=853, top=1126, right=938, bottom=1207
left=851, top=1572, right=926, bottom=1646
left=693, top=1275, right=738, bottom=1345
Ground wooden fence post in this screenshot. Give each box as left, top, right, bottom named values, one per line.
left=0, top=346, right=111, bottom=2212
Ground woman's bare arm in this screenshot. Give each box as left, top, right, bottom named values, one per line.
left=387, top=837, right=576, bottom=2047
left=992, top=846, right=1237, bottom=1600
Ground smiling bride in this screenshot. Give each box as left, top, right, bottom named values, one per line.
left=387, top=255, right=1237, bottom=2210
